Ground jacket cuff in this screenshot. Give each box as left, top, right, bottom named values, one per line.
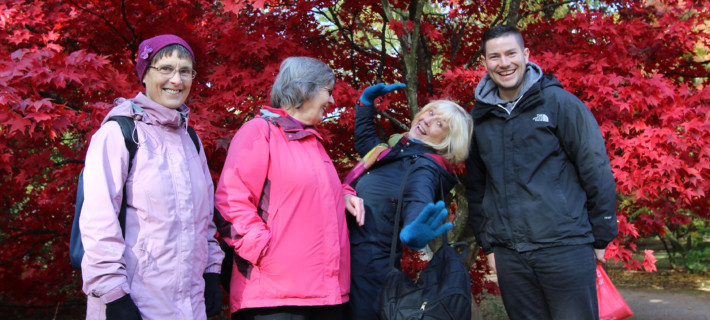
left=204, top=265, right=221, bottom=274
left=98, top=283, right=130, bottom=304
left=342, top=184, right=356, bottom=196
left=480, top=241, right=493, bottom=255
left=356, top=100, right=374, bottom=108
left=592, top=240, right=609, bottom=249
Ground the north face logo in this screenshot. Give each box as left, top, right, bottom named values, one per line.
left=533, top=114, right=549, bottom=122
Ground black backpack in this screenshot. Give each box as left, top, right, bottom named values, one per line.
left=69, top=115, right=200, bottom=269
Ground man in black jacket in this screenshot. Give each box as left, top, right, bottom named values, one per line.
left=465, top=25, right=618, bottom=320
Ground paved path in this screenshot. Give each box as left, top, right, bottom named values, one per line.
left=619, top=288, right=710, bottom=320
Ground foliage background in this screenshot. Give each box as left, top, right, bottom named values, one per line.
left=1, top=0, right=708, bottom=317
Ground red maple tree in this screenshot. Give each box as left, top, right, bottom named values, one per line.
left=1, top=0, right=708, bottom=317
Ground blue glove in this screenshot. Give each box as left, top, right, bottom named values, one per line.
left=105, top=294, right=142, bottom=320
left=204, top=273, right=224, bottom=317
left=359, top=83, right=407, bottom=106
left=399, top=201, right=453, bottom=250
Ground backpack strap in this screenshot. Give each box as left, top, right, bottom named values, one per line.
left=105, top=116, right=137, bottom=238
left=387, top=156, right=457, bottom=269
left=107, top=116, right=138, bottom=170
left=187, top=126, right=201, bottom=154
left=105, top=117, right=202, bottom=234
left=388, top=156, right=418, bottom=269
left=71, top=114, right=202, bottom=269
left=70, top=116, right=136, bottom=269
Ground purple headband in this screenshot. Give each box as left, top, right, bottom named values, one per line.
left=135, top=34, right=194, bottom=82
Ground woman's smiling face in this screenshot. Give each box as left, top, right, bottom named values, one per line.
left=289, top=86, right=334, bottom=125
left=409, top=107, right=449, bottom=144
left=143, top=50, right=193, bottom=109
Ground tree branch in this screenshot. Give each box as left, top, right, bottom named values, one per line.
left=377, top=110, right=409, bottom=132
left=463, top=0, right=507, bottom=69
left=53, top=159, right=84, bottom=167
left=0, top=233, right=59, bottom=266
left=664, top=71, right=710, bottom=78
left=66, top=0, right=130, bottom=46
left=319, top=7, right=382, bottom=63
left=506, top=0, right=522, bottom=26
left=518, top=0, right=577, bottom=21
left=120, top=0, right=137, bottom=50
left=377, top=10, right=388, bottom=82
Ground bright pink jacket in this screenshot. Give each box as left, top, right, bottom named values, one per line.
left=215, top=106, right=354, bottom=312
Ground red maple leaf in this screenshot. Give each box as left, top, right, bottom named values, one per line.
left=642, top=250, right=658, bottom=272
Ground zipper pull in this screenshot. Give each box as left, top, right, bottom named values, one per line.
left=420, top=301, right=427, bottom=311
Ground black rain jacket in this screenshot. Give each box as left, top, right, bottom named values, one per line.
left=465, top=68, right=618, bottom=254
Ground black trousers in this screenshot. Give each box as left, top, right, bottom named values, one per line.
left=232, top=304, right=346, bottom=320
left=494, top=244, right=598, bottom=320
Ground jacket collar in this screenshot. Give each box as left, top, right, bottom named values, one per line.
left=107, top=93, right=188, bottom=129
left=474, top=62, right=544, bottom=106
left=381, top=136, right=455, bottom=174
left=260, top=106, right=322, bottom=141
left=133, top=93, right=188, bottom=128
left=472, top=73, right=562, bottom=120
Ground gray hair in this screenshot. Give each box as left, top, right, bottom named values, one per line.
left=270, top=57, right=335, bottom=110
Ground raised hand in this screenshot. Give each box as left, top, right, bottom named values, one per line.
left=359, top=83, right=407, bottom=106
left=399, top=201, right=453, bottom=250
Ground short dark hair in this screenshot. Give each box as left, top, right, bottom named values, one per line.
left=480, top=25, right=525, bottom=55
left=151, top=44, right=194, bottom=65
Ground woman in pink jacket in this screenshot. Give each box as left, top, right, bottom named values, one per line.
left=215, top=56, right=365, bottom=320
left=80, top=35, right=223, bottom=320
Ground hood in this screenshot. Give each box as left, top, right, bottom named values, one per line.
left=382, top=136, right=457, bottom=177
left=472, top=68, right=564, bottom=120
left=259, top=106, right=323, bottom=141
left=420, top=151, right=459, bottom=193
left=474, top=61, right=544, bottom=106
left=103, top=92, right=189, bottom=129
left=259, top=106, right=285, bottom=120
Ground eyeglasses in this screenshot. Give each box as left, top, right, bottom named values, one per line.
left=148, top=65, right=197, bottom=80
left=320, top=86, right=333, bottom=96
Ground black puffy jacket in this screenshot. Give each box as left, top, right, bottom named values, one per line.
left=465, top=72, right=617, bottom=254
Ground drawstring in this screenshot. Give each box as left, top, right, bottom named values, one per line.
left=178, top=104, right=190, bottom=136
left=497, top=95, right=523, bottom=115
left=131, top=121, right=139, bottom=145
left=129, top=99, right=142, bottom=146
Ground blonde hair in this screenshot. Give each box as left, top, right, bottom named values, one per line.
left=412, top=100, right=473, bottom=164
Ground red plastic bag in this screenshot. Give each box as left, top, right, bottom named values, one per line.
left=596, top=264, right=633, bottom=320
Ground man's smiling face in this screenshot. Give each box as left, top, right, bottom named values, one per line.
left=482, top=34, right=530, bottom=101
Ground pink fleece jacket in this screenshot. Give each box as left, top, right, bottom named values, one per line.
left=215, top=106, right=354, bottom=312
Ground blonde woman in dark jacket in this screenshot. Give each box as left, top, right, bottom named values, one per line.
left=346, top=83, right=473, bottom=319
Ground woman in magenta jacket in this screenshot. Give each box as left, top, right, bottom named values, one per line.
left=215, top=56, right=365, bottom=320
